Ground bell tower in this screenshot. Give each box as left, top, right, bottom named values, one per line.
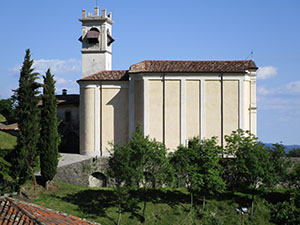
left=79, top=7, right=114, bottom=77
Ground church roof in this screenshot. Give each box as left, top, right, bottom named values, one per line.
left=78, top=60, right=257, bottom=81
left=79, top=70, right=129, bottom=81
left=129, top=60, right=257, bottom=73
left=0, top=197, right=99, bottom=225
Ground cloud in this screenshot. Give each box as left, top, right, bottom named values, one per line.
left=9, top=58, right=81, bottom=76
left=257, top=66, right=277, bottom=80
left=33, top=59, right=81, bottom=75
left=286, top=81, right=300, bottom=93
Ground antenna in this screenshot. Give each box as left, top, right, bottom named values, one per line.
left=245, top=50, right=254, bottom=60
left=96, top=0, right=98, bottom=7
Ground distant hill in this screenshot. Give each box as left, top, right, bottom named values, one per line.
left=264, top=143, right=300, bottom=153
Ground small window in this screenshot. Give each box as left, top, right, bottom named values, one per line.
left=65, top=111, right=71, bottom=122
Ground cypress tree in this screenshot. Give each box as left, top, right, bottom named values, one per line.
left=12, top=49, right=40, bottom=188
left=39, top=69, right=60, bottom=184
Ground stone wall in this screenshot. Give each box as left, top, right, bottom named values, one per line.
left=54, top=157, right=109, bottom=187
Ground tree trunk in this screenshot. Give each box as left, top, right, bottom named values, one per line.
left=117, top=204, right=122, bottom=225
left=251, top=194, right=254, bottom=216
left=202, top=195, right=206, bottom=214
left=190, top=192, right=193, bottom=210
left=142, top=187, right=147, bottom=223
left=32, top=174, right=37, bottom=192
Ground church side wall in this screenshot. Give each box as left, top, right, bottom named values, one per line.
left=205, top=81, right=221, bottom=141
left=223, top=81, right=239, bottom=138
left=134, top=80, right=144, bottom=130
left=204, top=80, right=239, bottom=144
left=186, top=80, right=201, bottom=140
left=101, top=87, right=129, bottom=155
left=165, top=80, right=181, bottom=150
left=148, top=80, right=163, bottom=142
left=80, top=87, right=95, bottom=155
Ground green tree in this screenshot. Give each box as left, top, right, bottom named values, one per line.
left=224, top=129, right=273, bottom=215
left=39, top=69, right=60, bottom=187
left=0, top=156, right=13, bottom=194
left=10, top=49, right=41, bottom=190
left=171, top=137, right=225, bottom=213
left=0, top=98, right=16, bottom=123
left=268, top=143, right=290, bottom=187
left=287, top=148, right=300, bottom=157
left=288, top=162, right=300, bottom=189
left=108, top=125, right=171, bottom=224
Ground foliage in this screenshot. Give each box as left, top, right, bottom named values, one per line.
left=287, top=148, right=300, bottom=157
left=224, top=129, right=273, bottom=191
left=224, top=129, right=274, bottom=215
left=0, top=98, right=16, bottom=123
left=10, top=49, right=41, bottom=189
left=108, top=125, right=171, bottom=224
left=0, top=156, right=13, bottom=194
left=288, top=162, right=300, bottom=189
left=270, top=190, right=300, bottom=225
left=39, top=69, right=60, bottom=182
left=268, top=143, right=291, bottom=187
left=171, top=137, right=225, bottom=212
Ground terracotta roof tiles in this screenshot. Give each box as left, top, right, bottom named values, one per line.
left=79, top=70, right=129, bottom=81
left=78, top=60, right=257, bottom=81
left=129, top=60, right=257, bottom=73
left=0, top=197, right=100, bottom=225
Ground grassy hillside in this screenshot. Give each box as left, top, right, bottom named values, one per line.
left=18, top=181, right=277, bottom=225
left=0, top=130, right=16, bottom=150
left=0, top=113, right=6, bottom=123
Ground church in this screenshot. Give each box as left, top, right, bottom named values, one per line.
left=77, top=6, right=257, bottom=157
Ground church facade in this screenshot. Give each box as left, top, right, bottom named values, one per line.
left=77, top=7, right=258, bottom=157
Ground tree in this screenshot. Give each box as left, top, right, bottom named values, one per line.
left=0, top=98, right=16, bottom=124
left=224, top=129, right=273, bottom=215
left=39, top=69, right=60, bottom=187
left=288, top=162, right=300, bottom=189
left=0, top=156, right=13, bottom=194
left=10, top=49, right=41, bottom=190
left=171, top=137, right=225, bottom=213
left=287, top=148, right=300, bottom=157
left=268, top=143, right=290, bottom=187
left=108, top=125, right=171, bottom=224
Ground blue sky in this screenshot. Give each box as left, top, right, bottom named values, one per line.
left=0, top=0, right=300, bottom=145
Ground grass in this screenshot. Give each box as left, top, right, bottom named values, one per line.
left=0, top=130, right=17, bottom=150
left=17, top=181, right=278, bottom=225
left=0, top=113, right=6, bottom=123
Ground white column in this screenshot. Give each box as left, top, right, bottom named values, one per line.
left=180, top=78, right=186, bottom=145
left=129, top=77, right=135, bottom=138
left=94, top=84, right=100, bottom=156
left=200, top=79, right=205, bottom=139
left=143, top=77, right=149, bottom=136
left=239, top=78, right=245, bottom=130
left=250, top=75, right=257, bottom=135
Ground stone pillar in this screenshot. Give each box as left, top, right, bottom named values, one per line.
left=80, top=85, right=95, bottom=156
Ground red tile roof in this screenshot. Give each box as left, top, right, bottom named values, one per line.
left=78, top=60, right=257, bottom=81
left=0, top=197, right=100, bottom=225
left=129, top=60, right=257, bottom=73
left=79, top=70, right=129, bottom=81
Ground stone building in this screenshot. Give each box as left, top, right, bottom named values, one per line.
left=77, top=7, right=258, bottom=157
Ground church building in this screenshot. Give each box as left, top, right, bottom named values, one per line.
left=77, top=7, right=258, bottom=157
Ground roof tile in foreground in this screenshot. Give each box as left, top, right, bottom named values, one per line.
left=129, top=60, right=257, bottom=73
left=0, top=197, right=100, bottom=225
left=78, top=70, right=129, bottom=81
